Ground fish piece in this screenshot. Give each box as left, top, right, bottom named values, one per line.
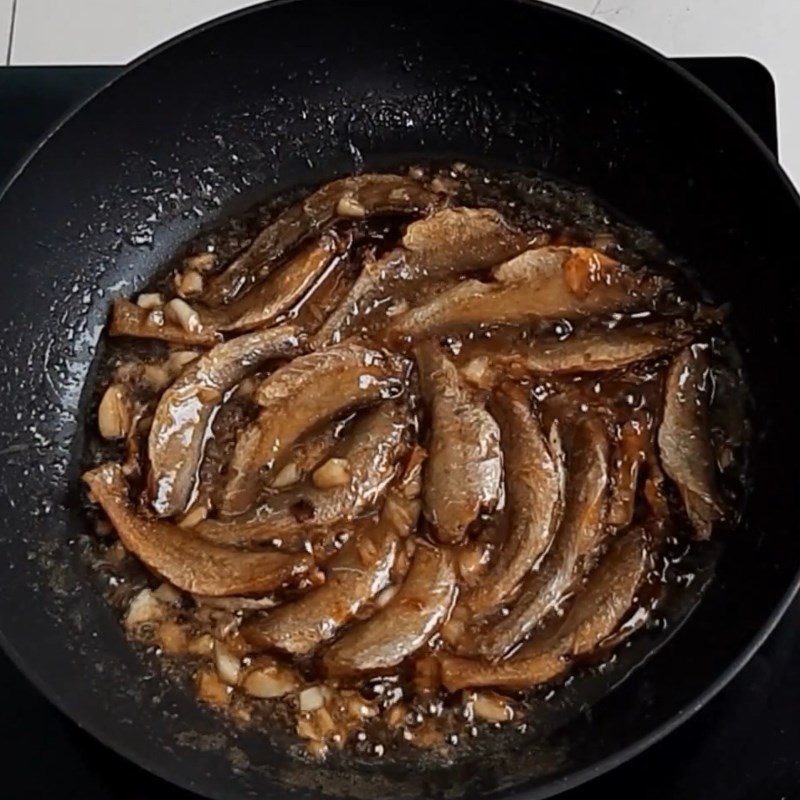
left=241, top=491, right=419, bottom=655
left=289, top=252, right=359, bottom=336
left=607, top=415, right=649, bottom=530
left=461, top=383, right=565, bottom=618
left=323, top=545, right=457, bottom=676
left=109, top=299, right=219, bottom=346
left=312, top=248, right=407, bottom=347
left=280, top=401, right=410, bottom=518
left=132, top=237, right=348, bottom=338
left=387, top=248, right=664, bottom=343
left=415, top=343, right=502, bottom=544
left=211, top=236, right=342, bottom=332
left=474, top=416, right=609, bottom=659
left=493, top=246, right=618, bottom=289
left=402, top=207, right=529, bottom=274
left=147, top=325, right=306, bottom=517
left=203, top=174, right=441, bottom=306
left=459, top=320, right=697, bottom=377
left=314, top=207, right=529, bottom=346
left=440, top=648, right=567, bottom=693
left=199, top=400, right=410, bottom=547
left=441, top=527, right=650, bottom=691
left=543, top=525, right=651, bottom=655
left=658, top=345, right=724, bottom=538
left=83, top=464, right=313, bottom=596
left=490, top=246, right=576, bottom=283
left=219, top=343, right=408, bottom=515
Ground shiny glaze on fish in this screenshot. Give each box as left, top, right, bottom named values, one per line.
left=147, top=325, right=306, bottom=517
left=220, top=343, right=408, bottom=515
left=84, top=464, right=314, bottom=596
left=416, top=343, right=502, bottom=544
left=323, top=545, right=457, bottom=676
left=240, top=491, right=418, bottom=655
left=198, top=400, right=410, bottom=547
left=459, top=382, right=565, bottom=619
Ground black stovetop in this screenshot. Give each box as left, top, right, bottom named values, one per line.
left=0, top=60, right=796, bottom=800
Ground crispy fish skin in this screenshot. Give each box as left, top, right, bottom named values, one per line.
left=416, top=343, right=502, bottom=544
left=203, top=174, right=441, bottom=306
left=387, top=247, right=664, bottom=343
left=198, top=400, right=410, bottom=547
left=240, top=492, right=419, bottom=655
left=474, top=416, right=609, bottom=660
left=84, top=464, right=313, bottom=597
left=219, top=343, right=408, bottom=515
left=323, top=545, right=457, bottom=676
left=147, top=325, right=306, bottom=518
left=461, top=320, right=697, bottom=377
left=109, top=299, right=219, bottom=346
left=658, top=345, right=724, bottom=538
left=440, top=526, right=649, bottom=692
left=461, top=383, right=565, bottom=618
left=313, top=207, right=529, bottom=346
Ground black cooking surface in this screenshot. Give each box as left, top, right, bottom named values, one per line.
left=0, top=59, right=794, bottom=800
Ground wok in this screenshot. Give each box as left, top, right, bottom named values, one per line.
left=1, top=1, right=799, bottom=798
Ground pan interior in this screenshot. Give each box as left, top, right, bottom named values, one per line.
left=1, top=2, right=799, bottom=799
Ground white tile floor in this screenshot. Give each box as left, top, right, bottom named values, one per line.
left=1, top=0, right=799, bottom=182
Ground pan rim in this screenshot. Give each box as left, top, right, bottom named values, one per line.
left=0, top=1, right=799, bottom=798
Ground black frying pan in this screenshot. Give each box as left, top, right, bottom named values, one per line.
left=1, top=1, right=799, bottom=798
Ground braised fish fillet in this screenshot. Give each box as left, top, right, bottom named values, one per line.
left=388, top=247, right=665, bottom=342
left=147, top=324, right=306, bottom=517
left=416, top=343, right=502, bottom=544
left=474, top=416, right=609, bottom=659
left=84, top=464, right=313, bottom=597
left=323, top=545, right=457, bottom=676
left=210, top=237, right=343, bottom=333
left=458, top=320, right=697, bottom=377
left=314, top=207, right=529, bottom=346
left=441, top=526, right=650, bottom=691
left=460, top=382, right=565, bottom=618
left=204, top=174, right=442, bottom=305
left=220, top=343, right=408, bottom=515
left=240, top=491, right=419, bottom=655
left=199, top=400, right=410, bottom=547
left=658, top=345, right=724, bottom=538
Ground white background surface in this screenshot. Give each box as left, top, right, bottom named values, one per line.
left=1, top=0, right=798, bottom=182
